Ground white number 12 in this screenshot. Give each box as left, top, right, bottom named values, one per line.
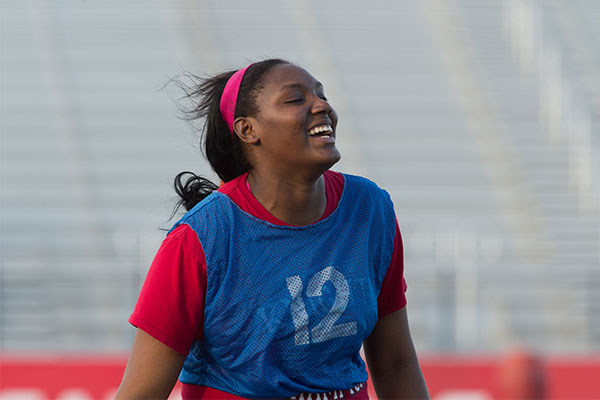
left=286, top=266, right=357, bottom=345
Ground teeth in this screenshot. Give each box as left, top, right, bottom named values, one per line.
left=309, top=124, right=333, bottom=136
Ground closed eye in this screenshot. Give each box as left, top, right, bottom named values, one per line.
left=285, top=98, right=305, bottom=103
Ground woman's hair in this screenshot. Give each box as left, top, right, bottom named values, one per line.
left=171, top=58, right=290, bottom=216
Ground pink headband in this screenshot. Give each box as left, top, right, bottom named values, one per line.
left=220, top=64, right=253, bottom=135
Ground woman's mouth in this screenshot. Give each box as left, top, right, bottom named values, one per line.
left=308, top=124, right=334, bottom=138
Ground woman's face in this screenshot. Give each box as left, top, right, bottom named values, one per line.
left=247, top=64, right=341, bottom=176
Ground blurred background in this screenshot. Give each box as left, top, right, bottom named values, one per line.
left=1, top=0, right=598, bottom=398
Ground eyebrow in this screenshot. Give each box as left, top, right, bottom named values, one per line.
left=280, top=82, right=324, bottom=91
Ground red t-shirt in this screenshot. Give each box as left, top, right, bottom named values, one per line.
left=129, top=170, right=407, bottom=399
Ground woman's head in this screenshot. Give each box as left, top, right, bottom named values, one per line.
left=173, top=58, right=340, bottom=212
left=232, top=63, right=340, bottom=180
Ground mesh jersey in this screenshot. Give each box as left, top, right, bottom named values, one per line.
left=167, top=173, right=397, bottom=398
left=129, top=170, right=407, bottom=398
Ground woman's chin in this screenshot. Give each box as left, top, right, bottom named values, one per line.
left=315, top=150, right=341, bottom=171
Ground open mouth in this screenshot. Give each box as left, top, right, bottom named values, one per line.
left=308, top=124, right=333, bottom=137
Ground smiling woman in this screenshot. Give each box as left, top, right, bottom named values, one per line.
left=115, top=59, right=429, bottom=400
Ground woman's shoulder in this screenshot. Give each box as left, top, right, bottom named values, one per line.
left=337, top=172, right=389, bottom=195
left=181, top=190, right=232, bottom=219
left=168, top=191, right=235, bottom=235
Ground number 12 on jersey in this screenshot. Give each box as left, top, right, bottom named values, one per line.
left=286, top=266, right=357, bottom=345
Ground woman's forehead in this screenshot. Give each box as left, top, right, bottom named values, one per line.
left=265, top=64, right=321, bottom=91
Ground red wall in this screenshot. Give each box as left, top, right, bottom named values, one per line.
left=1, top=353, right=599, bottom=399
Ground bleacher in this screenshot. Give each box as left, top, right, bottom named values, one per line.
left=1, top=0, right=598, bottom=354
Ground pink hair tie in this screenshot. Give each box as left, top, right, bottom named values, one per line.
left=220, top=64, right=253, bottom=136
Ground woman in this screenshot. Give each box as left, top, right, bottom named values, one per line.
left=116, top=59, right=429, bottom=399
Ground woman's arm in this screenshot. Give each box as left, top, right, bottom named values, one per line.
left=363, top=307, right=430, bottom=399
left=115, top=328, right=186, bottom=400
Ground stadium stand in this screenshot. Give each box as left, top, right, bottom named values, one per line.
left=1, top=0, right=598, bottom=356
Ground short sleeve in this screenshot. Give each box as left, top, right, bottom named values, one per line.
left=129, top=224, right=207, bottom=356
left=377, top=219, right=408, bottom=318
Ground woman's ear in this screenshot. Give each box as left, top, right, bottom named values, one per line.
left=233, top=117, right=260, bottom=144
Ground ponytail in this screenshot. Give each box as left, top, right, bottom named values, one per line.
left=172, top=172, right=218, bottom=215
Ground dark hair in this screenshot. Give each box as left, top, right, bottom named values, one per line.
left=170, top=58, right=290, bottom=216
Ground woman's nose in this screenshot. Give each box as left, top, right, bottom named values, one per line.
left=311, top=96, right=332, bottom=114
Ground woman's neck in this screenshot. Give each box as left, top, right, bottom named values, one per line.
left=247, top=169, right=326, bottom=226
